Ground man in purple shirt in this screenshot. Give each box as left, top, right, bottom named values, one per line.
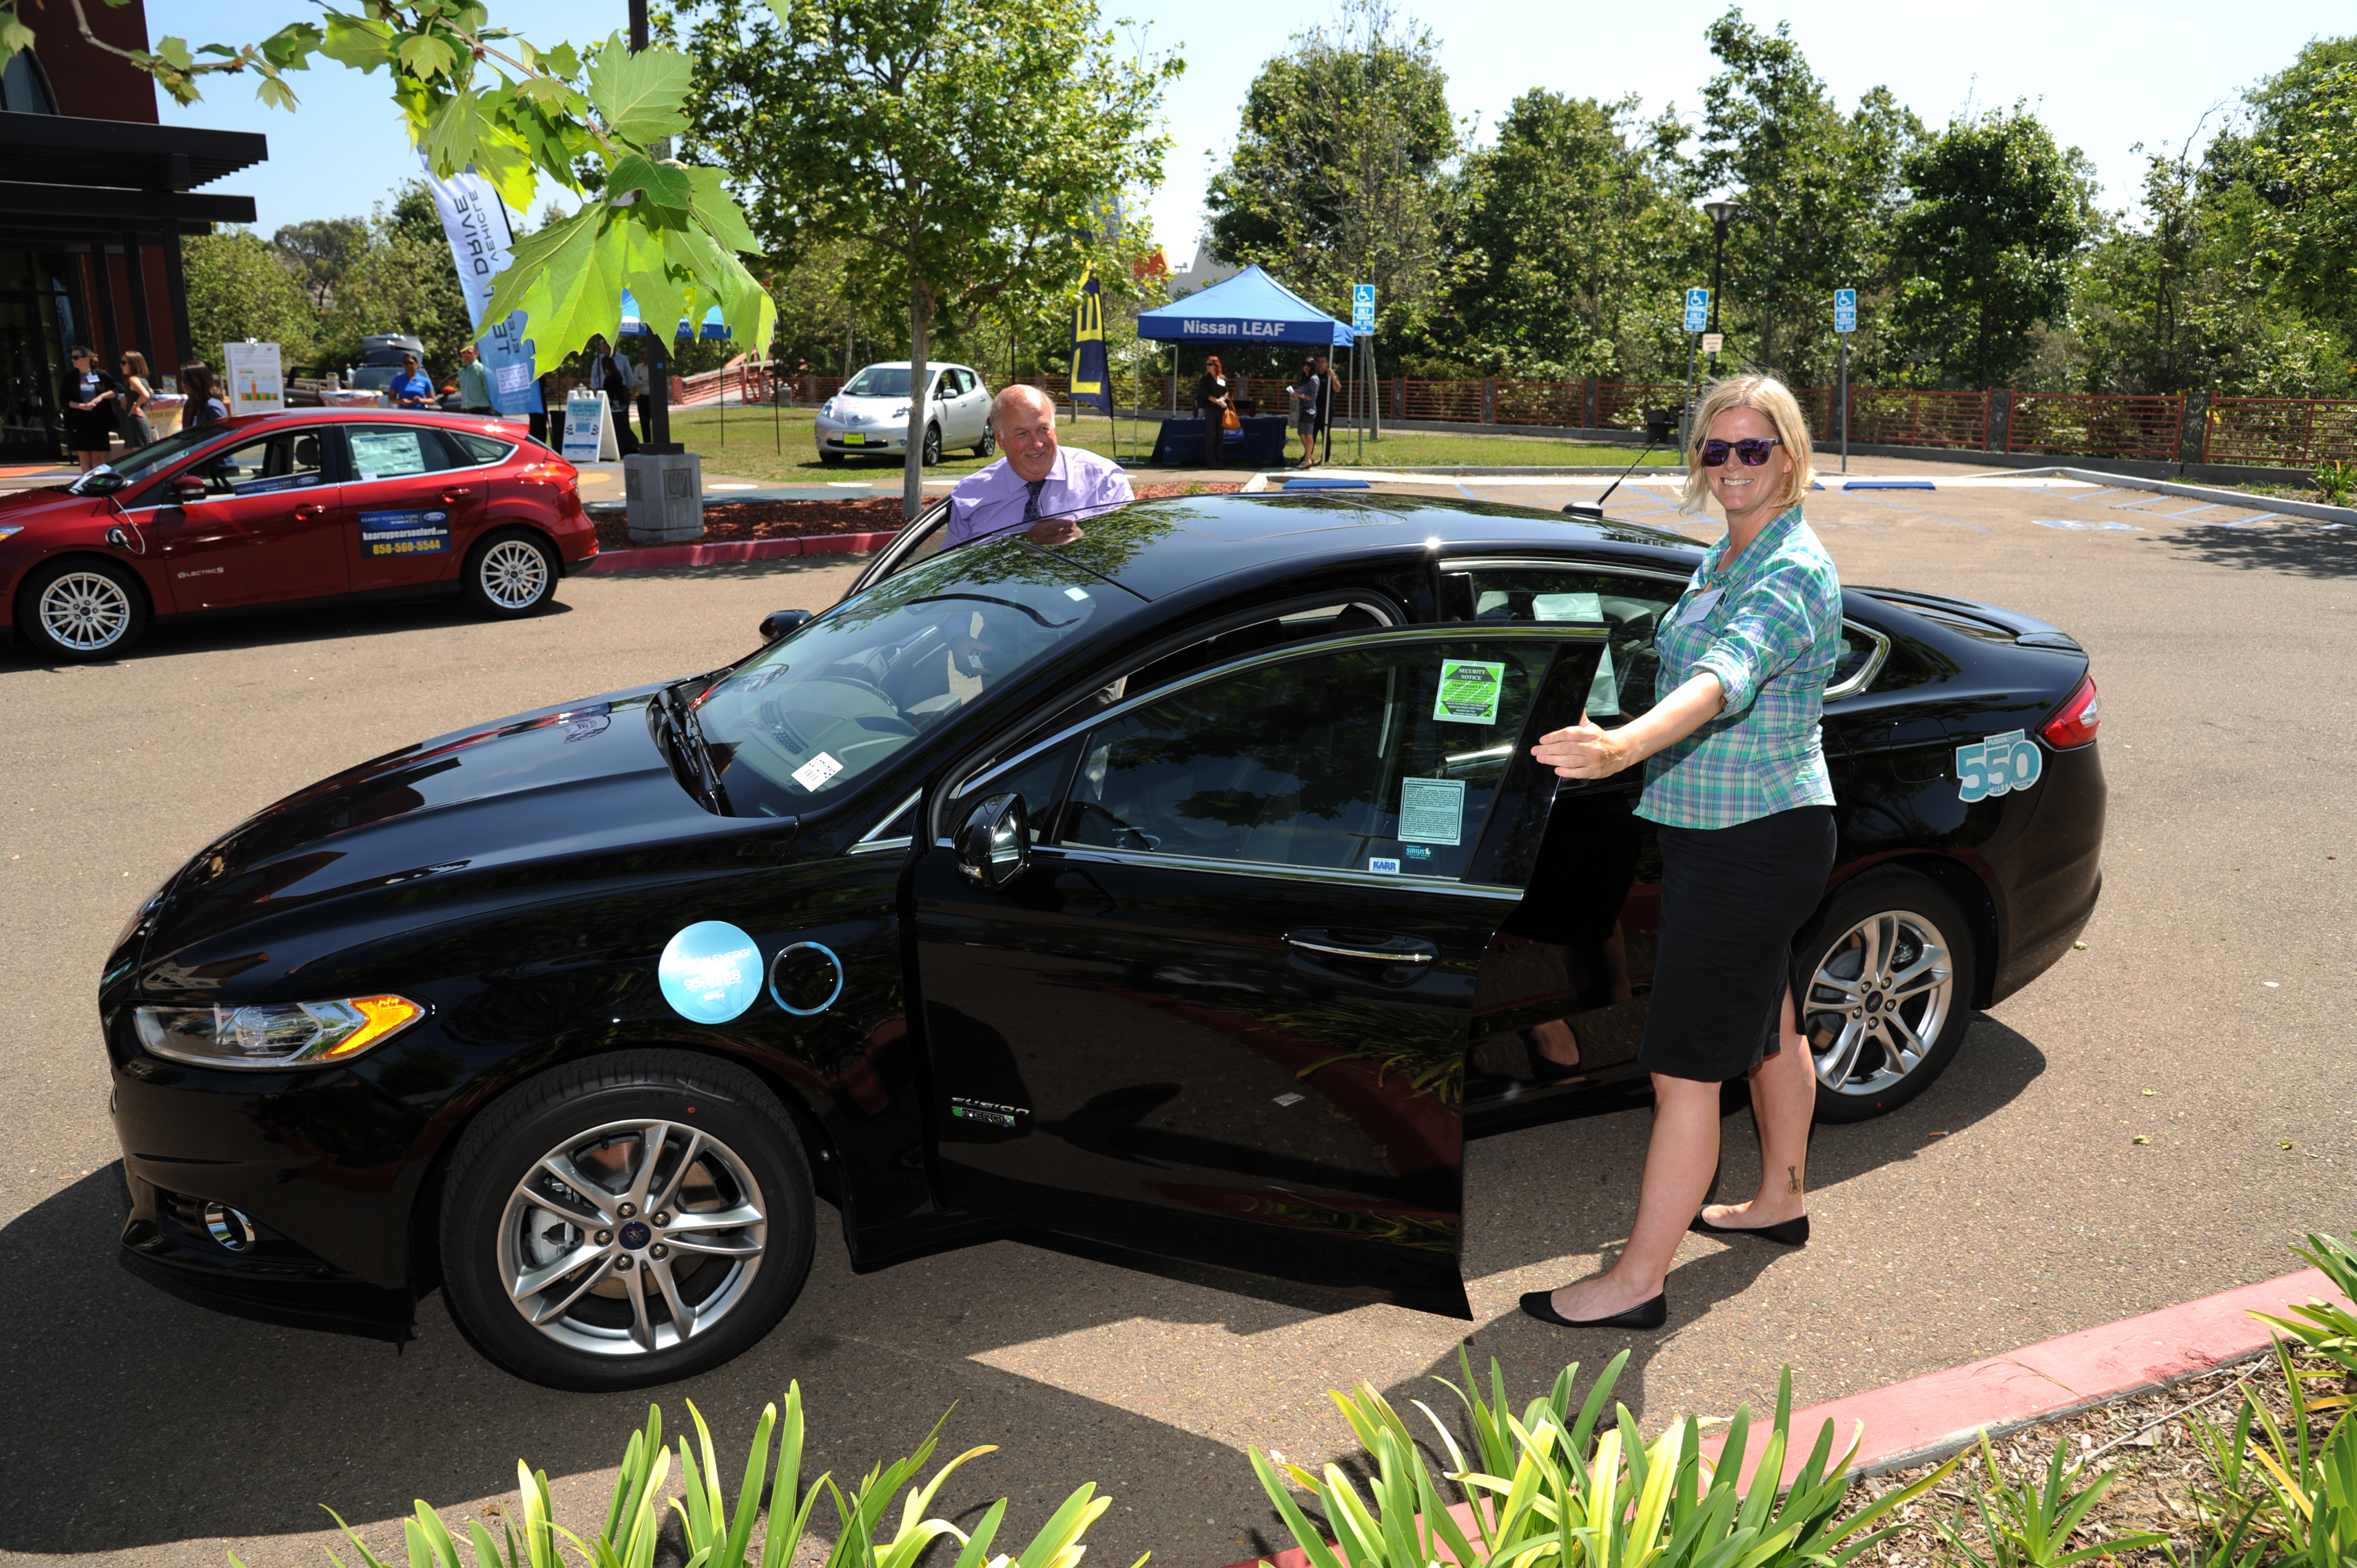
left=945, top=384, right=1133, bottom=548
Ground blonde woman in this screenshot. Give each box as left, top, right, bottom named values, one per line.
left=1520, top=374, right=1844, bottom=1330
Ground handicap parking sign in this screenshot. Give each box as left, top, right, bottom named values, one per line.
left=1352, top=283, right=1376, bottom=333
left=1684, top=288, right=1710, bottom=333
left=1834, top=288, right=1857, bottom=334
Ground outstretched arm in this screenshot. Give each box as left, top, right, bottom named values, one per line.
left=1530, top=671, right=1726, bottom=778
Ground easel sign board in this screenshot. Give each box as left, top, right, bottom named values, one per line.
left=561, top=394, right=619, bottom=463
left=224, top=342, right=284, bottom=414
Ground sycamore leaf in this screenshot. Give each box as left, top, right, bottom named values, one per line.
left=153, top=36, right=195, bottom=69
left=420, top=86, right=481, bottom=179
left=683, top=166, right=760, bottom=256
left=256, top=74, right=300, bottom=112
left=585, top=35, right=691, bottom=146
left=514, top=74, right=580, bottom=111
left=0, top=18, right=37, bottom=64
left=541, top=41, right=581, bottom=80
left=397, top=31, right=460, bottom=81
left=471, top=127, right=539, bottom=215
left=608, top=152, right=693, bottom=213
left=486, top=206, right=632, bottom=363
left=320, top=14, right=396, bottom=73
left=669, top=220, right=778, bottom=352
left=620, top=220, right=692, bottom=348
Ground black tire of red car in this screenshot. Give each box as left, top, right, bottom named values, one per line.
left=922, top=423, right=943, bottom=466
left=1790, top=869, right=1978, bottom=1123
left=462, top=527, right=560, bottom=619
left=973, top=424, right=996, bottom=459
left=17, top=555, right=148, bottom=662
left=438, top=1048, right=817, bottom=1391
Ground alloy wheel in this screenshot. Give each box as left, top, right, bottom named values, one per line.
left=477, top=538, right=550, bottom=610
left=499, top=1118, right=769, bottom=1357
left=38, top=570, right=133, bottom=652
left=1801, top=907, right=1955, bottom=1098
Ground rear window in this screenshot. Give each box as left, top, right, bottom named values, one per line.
left=449, top=432, right=514, bottom=466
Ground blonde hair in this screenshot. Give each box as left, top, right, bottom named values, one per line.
left=1680, top=374, right=1816, bottom=514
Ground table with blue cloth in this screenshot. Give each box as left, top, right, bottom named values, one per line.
left=1152, top=415, right=1291, bottom=468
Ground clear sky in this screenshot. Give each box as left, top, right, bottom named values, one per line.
left=151, top=0, right=2348, bottom=267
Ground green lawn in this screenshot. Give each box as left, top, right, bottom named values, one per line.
left=660, top=404, right=1681, bottom=481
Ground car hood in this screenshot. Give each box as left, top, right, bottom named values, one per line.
left=0, top=486, right=112, bottom=527
left=826, top=394, right=934, bottom=414
left=135, top=679, right=779, bottom=991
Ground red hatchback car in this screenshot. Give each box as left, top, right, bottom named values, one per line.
left=1, top=409, right=595, bottom=662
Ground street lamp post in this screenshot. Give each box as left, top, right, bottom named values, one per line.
left=1702, top=199, right=1739, bottom=382
left=629, top=0, right=678, bottom=457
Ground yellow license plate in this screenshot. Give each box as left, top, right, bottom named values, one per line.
left=842, top=433, right=865, bottom=445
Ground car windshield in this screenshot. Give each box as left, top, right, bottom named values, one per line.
left=65, top=423, right=234, bottom=494
left=840, top=367, right=913, bottom=399
left=351, top=365, right=399, bottom=390
left=693, top=541, right=1138, bottom=818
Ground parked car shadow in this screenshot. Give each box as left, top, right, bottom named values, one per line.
left=2167, top=519, right=2357, bottom=579
left=0, top=594, right=577, bottom=670
left=0, top=1018, right=2046, bottom=1560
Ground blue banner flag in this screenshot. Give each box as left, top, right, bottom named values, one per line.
left=1069, top=263, right=1111, bottom=417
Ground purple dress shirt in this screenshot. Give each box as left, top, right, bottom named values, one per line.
left=944, top=445, right=1133, bottom=546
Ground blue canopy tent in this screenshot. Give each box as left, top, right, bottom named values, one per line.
left=1136, top=265, right=1354, bottom=466
left=619, top=290, right=732, bottom=340
left=614, top=291, right=735, bottom=455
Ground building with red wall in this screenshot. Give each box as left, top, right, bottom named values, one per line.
left=0, top=1, right=266, bottom=459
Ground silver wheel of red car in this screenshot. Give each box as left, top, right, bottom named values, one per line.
left=440, top=1049, right=814, bottom=1390
left=23, top=559, right=146, bottom=660
left=1795, top=871, right=1975, bottom=1123
left=464, top=530, right=557, bottom=617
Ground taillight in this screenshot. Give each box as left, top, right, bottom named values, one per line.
left=2041, top=676, right=2100, bottom=749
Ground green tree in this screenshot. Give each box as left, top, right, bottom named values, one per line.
left=1205, top=0, right=1460, bottom=360
left=1889, top=104, right=2096, bottom=389
left=2226, top=38, right=2357, bottom=350
left=684, top=0, right=1179, bottom=516
left=1441, top=90, right=1699, bottom=379
left=1689, top=8, right=1921, bottom=385
left=271, top=217, right=368, bottom=312
left=183, top=228, right=318, bottom=367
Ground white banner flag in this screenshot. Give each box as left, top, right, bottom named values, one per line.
left=418, top=155, right=538, bottom=417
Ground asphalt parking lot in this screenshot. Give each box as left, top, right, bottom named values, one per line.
left=3, top=463, right=2351, bottom=1568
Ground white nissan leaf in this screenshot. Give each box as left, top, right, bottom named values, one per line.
left=814, top=362, right=995, bottom=467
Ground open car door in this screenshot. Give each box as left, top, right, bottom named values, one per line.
left=908, top=625, right=1602, bottom=1314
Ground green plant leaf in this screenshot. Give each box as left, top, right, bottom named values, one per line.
left=608, top=152, right=694, bottom=213
left=586, top=34, right=691, bottom=146
left=319, top=13, right=395, bottom=72
left=682, top=166, right=760, bottom=255
left=397, top=31, right=460, bottom=80
left=419, top=86, right=482, bottom=178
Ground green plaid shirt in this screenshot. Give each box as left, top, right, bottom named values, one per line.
left=1638, top=503, right=1842, bottom=829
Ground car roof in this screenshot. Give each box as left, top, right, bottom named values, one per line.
left=1047, top=491, right=1705, bottom=605
left=207, top=408, right=530, bottom=436
left=847, top=361, right=973, bottom=374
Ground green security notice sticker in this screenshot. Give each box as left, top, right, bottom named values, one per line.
left=1434, top=659, right=1506, bottom=724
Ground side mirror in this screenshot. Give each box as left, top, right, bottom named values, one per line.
left=168, top=476, right=205, bottom=504
left=955, top=792, right=1030, bottom=891
left=758, top=608, right=813, bottom=643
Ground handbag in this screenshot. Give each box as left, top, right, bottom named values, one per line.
left=1221, top=404, right=1241, bottom=433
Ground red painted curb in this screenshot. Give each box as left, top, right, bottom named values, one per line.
left=577, top=530, right=899, bottom=574
left=1216, top=1267, right=2334, bottom=1568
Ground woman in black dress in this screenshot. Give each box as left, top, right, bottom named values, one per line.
left=1194, top=355, right=1231, bottom=468
left=61, top=346, right=124, bottom=469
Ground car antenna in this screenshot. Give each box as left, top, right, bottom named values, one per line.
left=1565, top=405, right=1681, bottom=521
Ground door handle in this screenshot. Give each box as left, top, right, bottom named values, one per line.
left=1284, top=930, right=1438, bottom=966
left=292, top=504, right=327, bottom=520
left=439, top=487, right=472, bottom=502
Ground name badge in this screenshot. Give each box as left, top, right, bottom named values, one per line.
left=1671, top=587, right=1723, bottom=627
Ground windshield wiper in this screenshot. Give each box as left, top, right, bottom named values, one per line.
left=653, top=687, right=732, bottom=814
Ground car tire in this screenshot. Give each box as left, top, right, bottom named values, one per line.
left=462, top=528, right=559, bottom=619
left=18, top=556, right=147, bottom=661
left=922, top=423, right=943, bottom=466
left=819, top=449, right=843, bottom=466
left=438, top=1048, right=816, bottom=1391
left=972, top=425, right=996, bottom=459
left=1792, top=870, right=1977, bottom=1123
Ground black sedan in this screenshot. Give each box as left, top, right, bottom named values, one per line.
left=100, top=492, right=2104, bottom=1389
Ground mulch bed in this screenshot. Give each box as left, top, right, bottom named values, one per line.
left=590, top=481, right=1243, bottom=554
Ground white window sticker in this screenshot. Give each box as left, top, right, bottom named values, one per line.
left=790, top=751, right=845, bottom=792
left=1064, top=586, right=1090, bottom=600
left=1367, top=857, right=1402, bottom=874
left=1533, top=591, right=1603, bottom=623
left=1433, top=659, right=1506, bottom=724
left=1398, top=776, right=1466, bottom=845
left=349, top=430, right=431, bottom=479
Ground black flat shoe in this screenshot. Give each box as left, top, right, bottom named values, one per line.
left=1519, top=1288, right=1668, bottom=1330
left=1689, top=1211, right=1810, bottom=1246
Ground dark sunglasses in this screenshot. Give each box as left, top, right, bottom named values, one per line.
left=1700, top=437, right=1780, bottom=467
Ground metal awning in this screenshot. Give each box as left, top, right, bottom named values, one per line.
left=0, top=110, right=267, bottom=190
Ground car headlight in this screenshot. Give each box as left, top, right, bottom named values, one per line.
left=134, top=995, right=428, bottom=1069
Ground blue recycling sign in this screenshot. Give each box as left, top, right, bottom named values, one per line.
left=1834, top=288, right=1858, bottom=334
left=1684, top=288, right=1710, bottom=333
left=1352, top=283, right=1376, bottom=333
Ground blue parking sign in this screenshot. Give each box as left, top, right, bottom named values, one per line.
left=1834, top=288, right=1857, bottom=334
left=1684, top=288, right=1710, bottom=333
left=1352, top=283, right=1376, bottom=333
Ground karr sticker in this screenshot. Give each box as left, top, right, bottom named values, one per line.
left=658, top=920, right=761, bottom=1023
left=1398, top=776, right=1466, bottom=845
left=1367, top=857, right=1402, bottom=874
left=1433, top=659, right=1506, bottom=724
left=1955, top=729, right=2042, bottom=803
left=790, top=751, right=844, bottom=792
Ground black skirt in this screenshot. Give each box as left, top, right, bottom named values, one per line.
left=1639, top=805, right=1837, bottom=1083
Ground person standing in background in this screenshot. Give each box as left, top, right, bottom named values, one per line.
left=61, top=346, right=123, bottom=470
left=1314, top=353, right=1336, bottom=457
left=179, top=363, right=227, bottom=430
left=388, top=352, right=435, bottom=409
left=529, top=368, right=557, bottom=446
left=456, top=344, right=493, bottom=415
left=1289, top=358, right=1320, bottom=470
left=1195, top=355, right=1231, bottom=468
left=117, top=351, right=157, bottom=448
left=585, top=336, right=639, bottom=456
